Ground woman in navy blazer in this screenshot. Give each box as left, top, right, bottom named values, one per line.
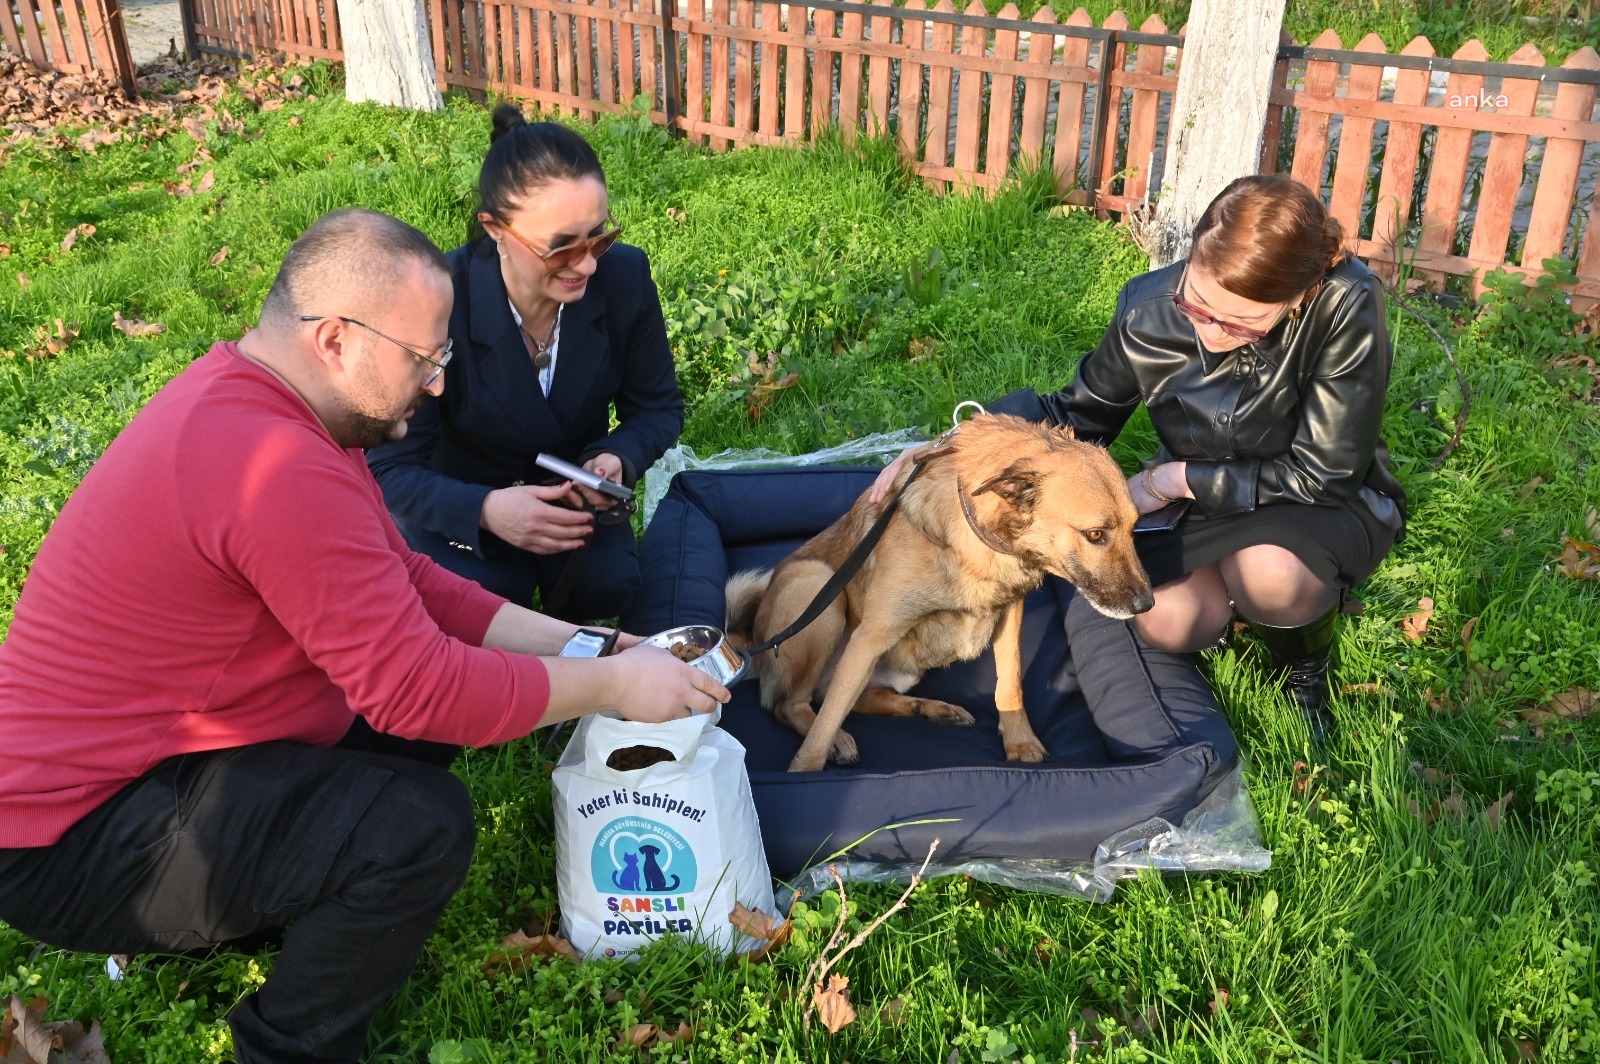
left=369, top=108, right=683, bottom=622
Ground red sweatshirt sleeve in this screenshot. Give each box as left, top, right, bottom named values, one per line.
left=187, top=415, right=550, bottom=747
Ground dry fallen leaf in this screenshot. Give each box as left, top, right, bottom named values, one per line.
left=480, top=928, right=579, bottom=978
left=196, top=170, right=216, bottom=194
left=730, top=902, right=792, bottom=963
left=24, top=319, right=79, bottom=361
left=1340, top=682, right=1387, bottom=696
left=1515, top=475, right=1544, bottom=502
left=209, top=245, right=229, bottom=266
left=16, top=272, right=28, bottom=290
left=75, top=128, right=121, bottom=153
left=59, top=223, right=95, bottom=252
left=2, top=995, right=112, bottom=1064
left=111, top=310, right=166, bottom=338
left=1586, top=506, right=1600, bottom=542
left=1554, top=536, right=1600, bottom=582
left=878, top=997, right=908, bottom=1026
left=288, top=115, right=303, bottom=126
left=1484, top=791, right=1514, bottom=832
left=1401, top=596, right=1435, bottom=642
left=659, top=1022, right=693, bottom=1046
left=1500, top=1034, right=1541, bottom=1061
left=0, top=244, right=10, bottom=256
left=163, top=179, right=193, bottom=198
left=814, top=973, right=856, bottom=1034
left=182, top=114, right=208, bottom=142
left=1516, top=689, right=1598, bottom=728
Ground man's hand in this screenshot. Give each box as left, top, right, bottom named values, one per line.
left=609, top=645, right=730, bottom=722
left=576, top=452, right=626, bottom=511
left=539, top=646, right=730, bottom=728
left=481, top=483, right=594, bottom=553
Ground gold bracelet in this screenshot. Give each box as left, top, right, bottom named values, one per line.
left=1142, top=467, right=1176, bottom=505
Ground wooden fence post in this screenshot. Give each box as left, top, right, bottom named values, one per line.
left=951, top=0, right=988, bottom=185
left=1122, top=13, right=1167, bottom=205
left=895, top=0, right=927, bottom=159
left=1520, top=48, right=1598, bottom=278
left=1325, top=33, right=1386, bottom=237
left=1368, top=35, right=1434, bottom=282
left=1465, top=43, right=1543, bottom=296
left=1416, top=40, right=1488, bottom=291
left=663, top=0, right=686, bottom=133
left=984, top=3, right=1021, bottom=184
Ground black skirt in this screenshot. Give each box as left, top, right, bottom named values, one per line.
left=1134, top=495, right=1397, bottom=591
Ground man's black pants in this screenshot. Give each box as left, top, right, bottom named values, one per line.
left=0, top=722, right=471, bottom=1063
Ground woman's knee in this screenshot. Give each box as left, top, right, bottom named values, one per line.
left=1131, top=599, right=1232, bottom=653
left=1223, top=545, right=1334, bottom=619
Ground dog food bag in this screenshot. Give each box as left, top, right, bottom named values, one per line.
left=552, top=708, right=777, bottom=960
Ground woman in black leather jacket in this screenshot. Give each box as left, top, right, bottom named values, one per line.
left=880, top=175, right=1405, bottom=739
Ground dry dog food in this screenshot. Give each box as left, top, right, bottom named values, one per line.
left=667, top=641, right=703, bottom=662
left=606, top=745, right=677, bottom=771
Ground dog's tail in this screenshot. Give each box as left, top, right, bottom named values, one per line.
left=724, top=568, right=773, bottom=640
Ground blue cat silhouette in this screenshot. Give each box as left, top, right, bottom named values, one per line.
left=611, top=851, right=641, bottom=890
left=638, top=844, right=680, bottom=892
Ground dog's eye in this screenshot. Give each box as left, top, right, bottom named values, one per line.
left=1084, top=529, right=1106, bottom=543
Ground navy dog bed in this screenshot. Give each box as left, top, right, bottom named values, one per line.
left=622, top=467, right=1240, bottom=880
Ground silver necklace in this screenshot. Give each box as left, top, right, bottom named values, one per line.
left=518, top=306, right=560, bottom=370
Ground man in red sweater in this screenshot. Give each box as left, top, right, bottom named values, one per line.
left=0, top=209, right=726, bottom=1063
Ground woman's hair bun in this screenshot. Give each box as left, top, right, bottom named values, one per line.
left=490, top=104, right=528, bottom=146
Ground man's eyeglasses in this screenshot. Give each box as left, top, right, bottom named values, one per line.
left=300, top=315, right=453, bottom=387
left=1171, top=264, right=1278, bottom=343
left=480, top=212, right=623, bottom=272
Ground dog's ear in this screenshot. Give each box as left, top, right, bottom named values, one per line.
left=971, top=466, right=1041, bottom=511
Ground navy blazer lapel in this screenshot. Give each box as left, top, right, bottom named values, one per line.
left=465, top=250, right=555, bottom=454
left=548, top=286, right=609, bottom=437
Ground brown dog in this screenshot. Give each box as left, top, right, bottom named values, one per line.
left=725, top=413, right=1155, bottom=773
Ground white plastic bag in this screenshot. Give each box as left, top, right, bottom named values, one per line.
left=553, top=709, right=777, bottom=960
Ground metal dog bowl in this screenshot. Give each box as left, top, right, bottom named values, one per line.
left=640, top=624, right=750, bottom=686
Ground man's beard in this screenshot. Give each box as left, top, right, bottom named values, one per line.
left=337, top=409, right=406, bottom=450
left=326, top=396, right=410, bottom=450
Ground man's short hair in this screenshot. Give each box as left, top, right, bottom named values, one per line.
left=260, top=209, right=449, bottom=327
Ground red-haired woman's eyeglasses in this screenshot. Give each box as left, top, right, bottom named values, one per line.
left=1171, top=264, right=1276, bottom=343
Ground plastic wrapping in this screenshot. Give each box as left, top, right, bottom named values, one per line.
left=776, top=763, right=1272, bottom=907
left=642, top=430, right=924, bottom=524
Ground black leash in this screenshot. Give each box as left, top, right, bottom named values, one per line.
left=746, top=447, right=947, bottom=656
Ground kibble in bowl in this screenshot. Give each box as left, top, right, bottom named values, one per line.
left=638, top=625, right=750, bottom=686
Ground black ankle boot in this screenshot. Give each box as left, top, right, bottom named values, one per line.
left=1246, top=604, right=1339, bottom=742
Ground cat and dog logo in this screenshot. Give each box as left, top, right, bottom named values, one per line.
left=591, top=816, right=698, bottom=893
left=592, top=816, right=701, bottom=952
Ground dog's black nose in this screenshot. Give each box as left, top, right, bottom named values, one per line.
left=1131, top=589, right=1156, bottom=615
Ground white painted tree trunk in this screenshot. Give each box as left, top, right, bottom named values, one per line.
left=1146, top=0, right=1287, bottom=268
left=337, top=0, right=443, bottom=110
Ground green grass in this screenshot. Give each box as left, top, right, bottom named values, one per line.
left=5, top=68, right=1600, bottom=1062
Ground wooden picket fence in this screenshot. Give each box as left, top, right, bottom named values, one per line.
left=4, top=0, right=137, bottom=91
left=182, top=0, right=1600, bottom=308
left=186, top=0, right=340, bottom=60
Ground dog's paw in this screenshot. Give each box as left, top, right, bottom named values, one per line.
left=913, top=699, right=976, bottom=727
left=1005, top=737, right=1049, bottom=763
left=828, top=730, right=859, bottom=765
